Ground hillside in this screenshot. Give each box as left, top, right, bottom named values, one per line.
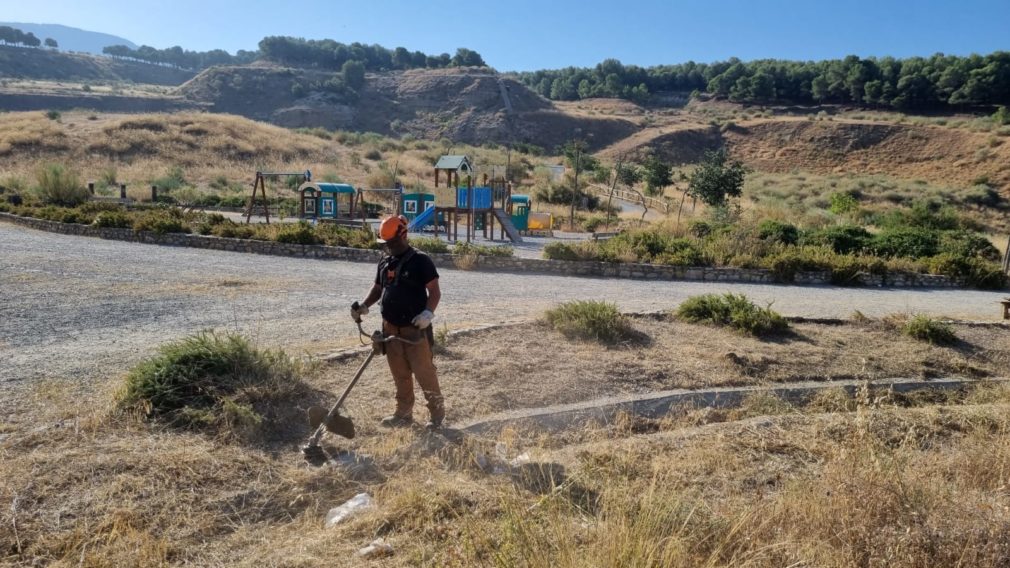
left=177, top=64, right=638, bottom=150
left=0, top=45, right=194, bottom=85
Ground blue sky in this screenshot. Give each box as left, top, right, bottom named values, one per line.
left=3, top=0, right=1008, bottom=71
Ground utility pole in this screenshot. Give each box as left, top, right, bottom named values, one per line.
left=569, top=130, right=582, bottom=231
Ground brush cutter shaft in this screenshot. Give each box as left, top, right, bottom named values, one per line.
left=307, top=349, right=376, bottom=447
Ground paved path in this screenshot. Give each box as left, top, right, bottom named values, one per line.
left=1, top=221, right=1007, bottom=386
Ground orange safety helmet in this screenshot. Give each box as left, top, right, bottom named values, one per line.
left=376, top=214, right=408, bottom=243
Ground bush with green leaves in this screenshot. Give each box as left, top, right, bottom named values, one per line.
left=133, top=209, right=190, bottom=234
left=927, top=254, right=1007, bottom=290
left=902, top=315, right=957, bottom=345
left=33, top=164, right=89, bottom=207
left=411, top=236, right=449, bottom=254
left=676, top=293, right=789, bottom=337
left=453, top=242, right=513, bottom=257
left=543, top=241, right=592, bottom=261
left=757, top=220, right=799, bottom=245
left=274, top=221, right=321, bottom=245
left=828, top=191, right=859, bottom=215
left=545, top=300, right=635, bottom=343
left=119, top=332, right=306, bottom=438
left=871, top=227, right=939, bottom=258
left=92, top=210, right=133, bottom=229
left=800, top=225, right=872, bottom=254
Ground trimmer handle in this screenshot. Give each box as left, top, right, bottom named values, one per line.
left=351, top=301, right=364, bottom=323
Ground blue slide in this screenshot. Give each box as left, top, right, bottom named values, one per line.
left=407, top=206, right=436, bottom=232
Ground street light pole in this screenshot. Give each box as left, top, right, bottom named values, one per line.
left=569, top=131, right=582, bottom=231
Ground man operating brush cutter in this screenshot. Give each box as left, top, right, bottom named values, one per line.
left=352, top=214, right=445, bottom=430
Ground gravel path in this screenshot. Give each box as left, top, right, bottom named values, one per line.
left=2, top=221, right=1007, bottom=389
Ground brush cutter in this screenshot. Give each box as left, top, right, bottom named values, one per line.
left=302, top=304, right=422, bottom=463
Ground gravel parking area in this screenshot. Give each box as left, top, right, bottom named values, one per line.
left=2, top=221, right=1008, bottom=391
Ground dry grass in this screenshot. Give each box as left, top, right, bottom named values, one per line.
left=5, top=363, right=1010, bottom=566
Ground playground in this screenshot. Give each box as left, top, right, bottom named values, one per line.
left=281, top=154, right=597, bottom=257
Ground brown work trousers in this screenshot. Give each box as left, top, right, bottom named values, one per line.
left=383, top=320, right=444, bottom=421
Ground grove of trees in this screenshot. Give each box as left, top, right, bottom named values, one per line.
left=0, top=26, right=41, bottom=48
left=102, top=44, right=258, bottom=70
left=256, top=36, right=486, bottom=71
left=518, top=52, right=1010, bottom=110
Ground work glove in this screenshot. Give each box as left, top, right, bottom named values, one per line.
left=412, top=309, right=434, bottom=329
left=350, top=301, right=369, bottom=322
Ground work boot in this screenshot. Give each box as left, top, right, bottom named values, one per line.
left=425, top=411, right=445, bottom=431
left=379, top=414, right=413, bottom=428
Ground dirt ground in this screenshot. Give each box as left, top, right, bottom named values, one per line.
left=322, top=316, right=1010, bottom=432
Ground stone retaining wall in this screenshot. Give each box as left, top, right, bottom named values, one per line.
left=0, top=212, right=966, bottom=288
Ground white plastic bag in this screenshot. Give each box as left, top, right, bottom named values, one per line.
left=325, top=492, right=373, bottom=527
left=357, top=538, right=394, bottom=559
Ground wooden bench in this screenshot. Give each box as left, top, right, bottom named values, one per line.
left=1001, top=298, right=1010, bottom=320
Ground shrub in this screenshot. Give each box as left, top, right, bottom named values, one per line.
left=757, top=220, right=799, bottom=245
left=937, top=230, right=1001, bottom=261
left=543, top=241, right=591, bottom=261
left=45, top=110, right=61, bottom=120
left=274, top=221, right=321, bottom=245
left=962, top=185, right=1003, bottom=208
left=213, top=222, right=255, bottom=239
left=118, top=332, right=304, bottom=438
left=453, top=242, right=513, bottom=257
left=902, top=315, right=957, bottom=345
left=544, top=300, right=635, bottom=343
left=151, top=166, right=186, bottom=192
left=800, top=225, right=872, bottom=254
left=871, top=227, right=939, bottom=258
left=34, top=164, right=89, bottom=206
left=676, top=293, right=789, bottom=337
left=411, top=236, right=449, bottom=254
left=927, top=254, right=1008, bottom=289
left=133, top=210, right=190, bottom=234
left=364, top=149, right=382, bottom=160
left=828, top=191, right=859, bottom=215
left=92, top=210, right=133, bottom=229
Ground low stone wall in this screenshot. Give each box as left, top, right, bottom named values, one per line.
left=0, top=212, right=966, bottom=288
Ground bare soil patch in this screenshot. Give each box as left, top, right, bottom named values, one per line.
left=324, top=316, right=1010, bottom=427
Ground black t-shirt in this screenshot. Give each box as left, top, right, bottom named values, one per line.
left=375, top=247, right=439, bottom=326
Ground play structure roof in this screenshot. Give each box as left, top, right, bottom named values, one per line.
left=434, top=155, right=472, bottom=172
left=306, top=182, right=356, bottom=194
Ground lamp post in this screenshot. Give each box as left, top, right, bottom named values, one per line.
left=569, top=129, right=582, bottom=231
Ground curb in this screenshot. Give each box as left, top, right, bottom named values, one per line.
left=459, top=377, right=1010, bottom=436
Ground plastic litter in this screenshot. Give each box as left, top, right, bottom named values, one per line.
left=325, top=492, right=373, bottom=527
left=357, top=538, right=395, bottom=559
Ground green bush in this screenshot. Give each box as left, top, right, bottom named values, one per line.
left=411, top=236, right=449, bottom=254
left=927, top=254, right=1008, bottom=289
left=151, top=166, right=187, bottom=192
left=34, top=164, right=89, bottom=206
left=871, top=227, right=939, bottom=258
left=543, top=241, right=590, bottom=261
left=937, top=230, right=1000, bottom=261
left=92, top=210, right=133, bottom=229
left=902, top=315, right=957, bottom=345
left=676, top=293, right=789, bottom=337
left=119, top=332, right=304, bottom=438
left=213, top=222, right=255, bottom=239
left=828, top=191, right=859, bottom=215
left=800, top=225, right=872, bottom=254
left=544, top=300, right=636, bottom=343
left=757, top=220, right=799, bottom=245
left=313, top=223, right=378, bottom=249
left=133, top=210, right=190, bottom=234
left=453, top=242, right=514, bottom=257
left=274, top=221, right=321, bottom=245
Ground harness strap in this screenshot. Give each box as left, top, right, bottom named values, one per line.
left=383, top=248, right=417, bottom=289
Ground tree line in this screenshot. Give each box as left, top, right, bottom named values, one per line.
left=0, top=25, right=50, bottom=49
left=99, top=36, right=486, bottom=73
left=518, top=53, right=1010, bottom=110
left=102, top=44, right=258, bottom=71
left=257, top=36, right=486, bottom=71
